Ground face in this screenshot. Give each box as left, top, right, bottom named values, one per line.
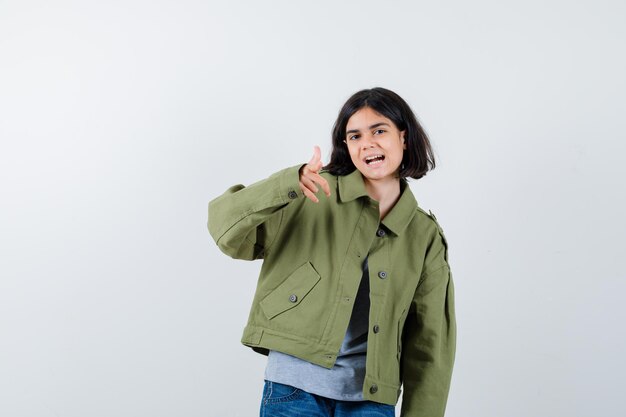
left=343, top=106, right=406, bottom=184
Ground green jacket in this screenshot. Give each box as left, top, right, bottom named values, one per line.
left=207, top=163, right=456, bottom=416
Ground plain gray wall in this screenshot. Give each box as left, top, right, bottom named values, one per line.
left=1, top=1, right=625, bottom=416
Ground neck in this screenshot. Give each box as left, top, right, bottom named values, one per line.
left=363, top=176, right=401, bottom=204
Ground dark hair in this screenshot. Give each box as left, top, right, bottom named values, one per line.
left=323, top=87, right=436, bottom=180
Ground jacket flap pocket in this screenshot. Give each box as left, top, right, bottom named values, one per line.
left=260, top=261, right=321, bottom=320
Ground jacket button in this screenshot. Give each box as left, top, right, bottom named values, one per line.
left=373, top=324, right=380, bottom=333
left=288, top=190, right=298, bottom=199
left=378, top=271, right=387, bottom=279
left=369, top=384, right=378, bottom=394
left=376, top=228, right=386, bottom=237
left=289, top=294, right=298, bottom=303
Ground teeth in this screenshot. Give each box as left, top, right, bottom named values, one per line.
left=365, top=155, right=384, bottom=163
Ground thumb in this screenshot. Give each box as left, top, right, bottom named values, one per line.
left=310, top=146, right=322, bottom=171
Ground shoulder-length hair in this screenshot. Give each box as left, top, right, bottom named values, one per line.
left=322, top=87, right=436, bottom=180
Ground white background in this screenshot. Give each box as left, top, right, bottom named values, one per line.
left=1, top=1, right=625, bottom=416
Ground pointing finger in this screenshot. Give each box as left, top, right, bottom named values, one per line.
left=308, top=171, right=331, bottom=197
left=301, top=175, right=318, bottom=194
left=299, top=183, right=319, bottom=203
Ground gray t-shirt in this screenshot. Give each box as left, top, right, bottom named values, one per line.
left=264, top=256, right=370, bottom=401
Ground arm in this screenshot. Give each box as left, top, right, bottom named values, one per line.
left=207, top=163, right=306, bottom=260
left=400, top=228, right=457, bottom=417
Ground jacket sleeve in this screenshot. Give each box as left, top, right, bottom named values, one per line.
left=400, top=227, right=457, bottom=417
left=207, top=163, right=307, bottom=260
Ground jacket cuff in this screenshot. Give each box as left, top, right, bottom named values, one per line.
left=277, top=162, right=307, bottom=203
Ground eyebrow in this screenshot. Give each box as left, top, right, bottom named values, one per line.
left=346, top=122, right=390, bottom=135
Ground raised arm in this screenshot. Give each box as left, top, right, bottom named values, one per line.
left=207, top=146, right=331, bottom=260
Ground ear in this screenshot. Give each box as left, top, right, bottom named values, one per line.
left=401, top=130, right=407, bottom=149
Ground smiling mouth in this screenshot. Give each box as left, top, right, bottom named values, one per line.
left=364, top=155, right=385, bottom=165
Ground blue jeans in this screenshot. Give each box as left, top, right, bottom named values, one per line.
left=260, top=380, right=396, bottom=417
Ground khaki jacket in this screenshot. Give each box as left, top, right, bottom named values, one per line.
left=207, top=163, right=456, bottom=416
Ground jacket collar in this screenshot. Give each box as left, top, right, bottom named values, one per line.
left=338, top=168, right=417, bottom=236
left=337, top=168, right=369, bottom=202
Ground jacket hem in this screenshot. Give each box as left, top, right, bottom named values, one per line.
left=241, top=324, right=401, bottom=406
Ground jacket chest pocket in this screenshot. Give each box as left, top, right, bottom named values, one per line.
left=260, top=261, right=321, bottom=320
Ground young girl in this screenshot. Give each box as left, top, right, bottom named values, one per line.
left=208, top=87, right=456, bottom=417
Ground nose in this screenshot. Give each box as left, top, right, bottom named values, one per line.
left=360, top=133, right=377, bottom=150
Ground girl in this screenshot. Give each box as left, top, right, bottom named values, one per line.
left=208, top=87, right=456, bottom=417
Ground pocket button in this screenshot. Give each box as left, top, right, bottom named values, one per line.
left=289, top=294, right=298, bottom=303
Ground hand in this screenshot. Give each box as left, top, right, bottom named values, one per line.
left=298, top=145, right=331, bottom=203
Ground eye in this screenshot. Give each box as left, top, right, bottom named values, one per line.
left=348, top=134, right=360, bottom=140
left=374, top=129, right=386, bottom=135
